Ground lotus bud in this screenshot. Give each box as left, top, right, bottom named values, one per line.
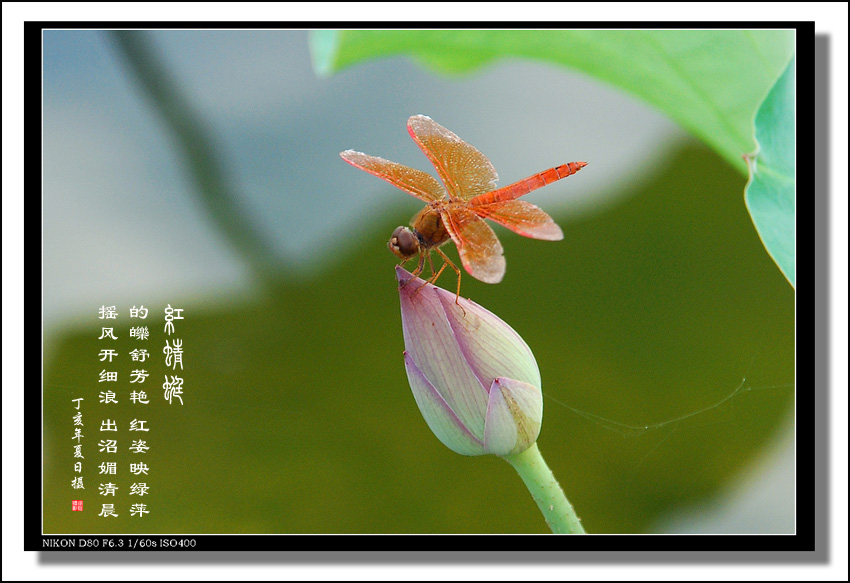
left=396, top=267, right=543, bottom=456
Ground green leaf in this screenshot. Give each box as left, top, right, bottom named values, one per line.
left=744, top=56, right=795, bottom=287
left=309, top=30, right=794, bottom=174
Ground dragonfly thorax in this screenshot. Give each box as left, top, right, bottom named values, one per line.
left=410, top=206, right=450, bottom=249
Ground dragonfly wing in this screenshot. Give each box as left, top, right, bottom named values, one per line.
left=472, top=200, right=563, bottom=241
left=441, top=206, right=505, bottom=284
left=340, top=150, right=445, bottom=202
left=407, top=115, right=499, bottom=201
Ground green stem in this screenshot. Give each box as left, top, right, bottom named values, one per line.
left=502, top=443, right=586, bottom=534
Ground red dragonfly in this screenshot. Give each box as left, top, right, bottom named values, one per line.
left=340, top=115, right=586, bottom=297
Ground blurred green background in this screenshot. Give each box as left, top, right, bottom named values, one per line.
left=42, top=30, right=795, bottom=534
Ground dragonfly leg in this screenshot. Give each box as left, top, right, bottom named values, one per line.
left=433, top=247, right=465, bottom=315
left=433, top=248, right=463, bottom=302
left=415, top=257, right=447, bottom=294
left=426, top=251, right=437, bottom=279
left=412, top=250, right=439, bottom=295
left=400, top=252, right=427, bottom=289
left=406, top=249, right=466, bottom=316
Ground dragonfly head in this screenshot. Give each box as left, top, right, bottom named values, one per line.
left=388, top=226, right=420, bottom=261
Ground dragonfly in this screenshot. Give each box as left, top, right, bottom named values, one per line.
left=340, top=115, right=586, bottom=298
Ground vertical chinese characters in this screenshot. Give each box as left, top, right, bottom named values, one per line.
left=91, top=304, right=156, bottom=520
left=96, top=306, right=120, bottom=518
left=71, top=396, right=85, bottom=512
left=127, top=305, right=151, bottom=518
left=163, top=304, right=184, bottom=405
left=85, top=303, right=185, bottom=523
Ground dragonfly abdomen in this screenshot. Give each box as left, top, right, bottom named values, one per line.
left=470, top=161, right=587, bottom=206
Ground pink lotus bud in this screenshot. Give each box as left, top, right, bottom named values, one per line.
left=397, top=267, right=543, bottom=456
